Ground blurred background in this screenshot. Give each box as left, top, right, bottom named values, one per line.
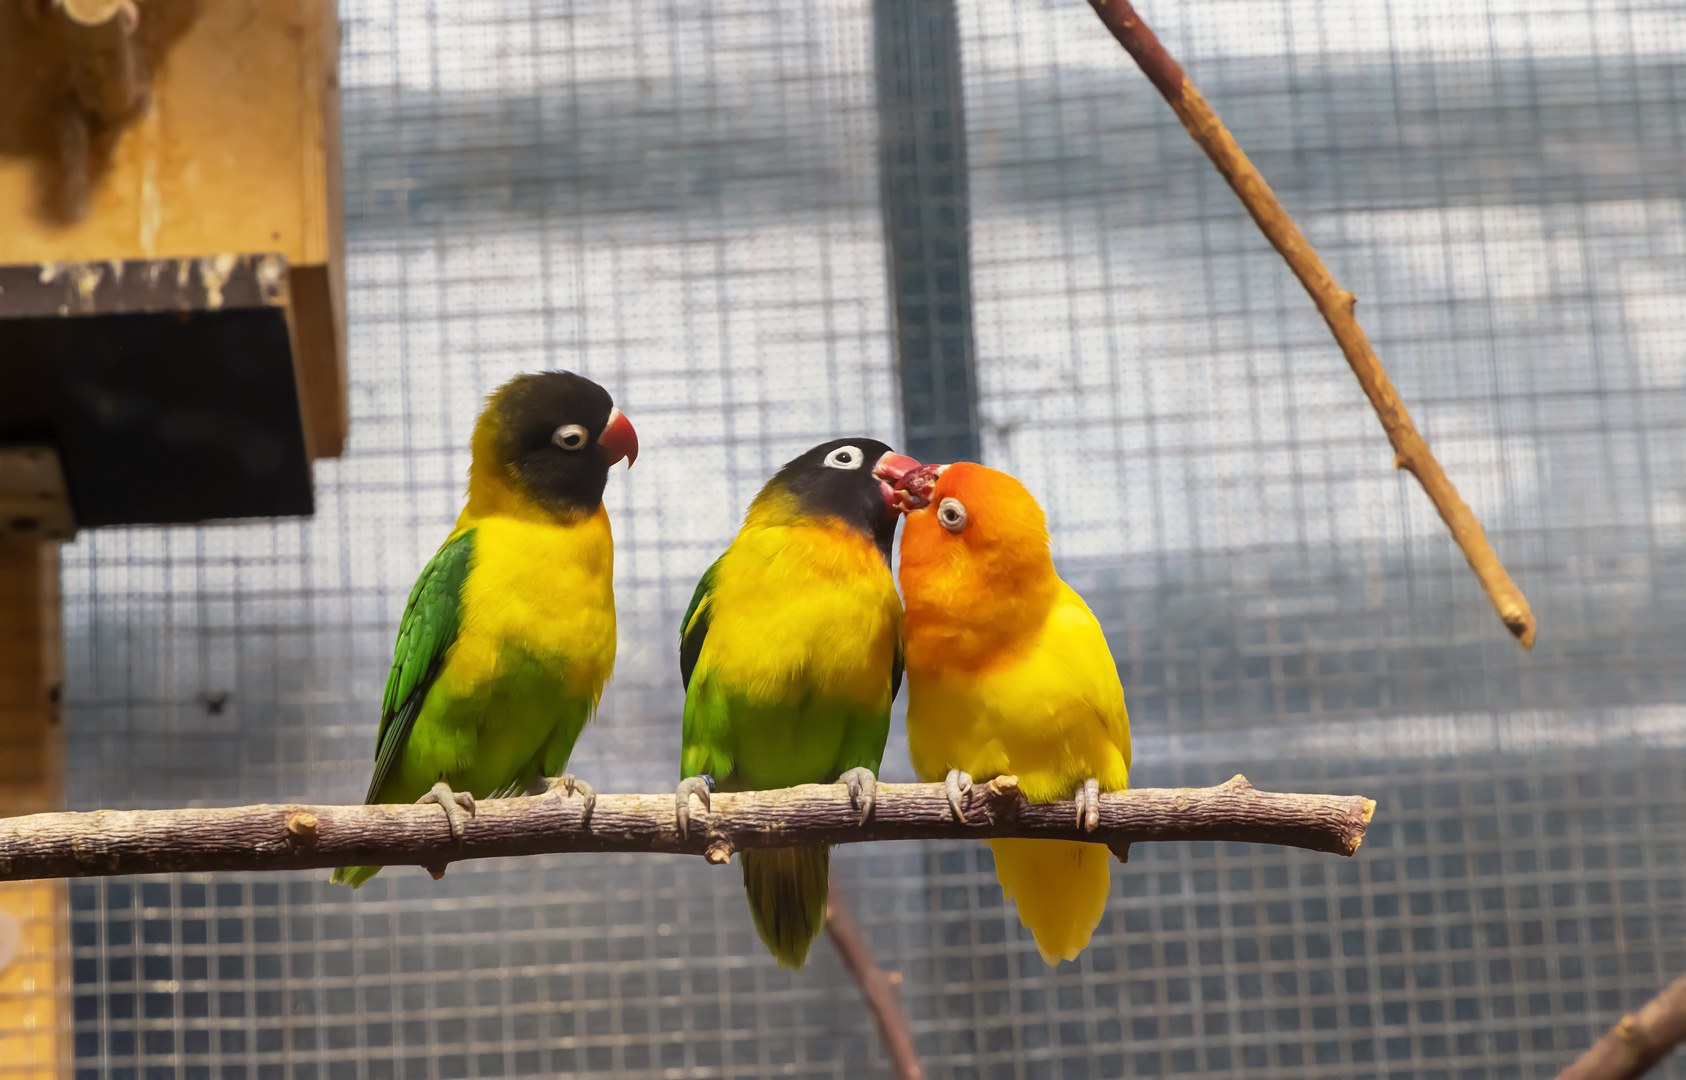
left=52, top=0, right=1686, bottom=1078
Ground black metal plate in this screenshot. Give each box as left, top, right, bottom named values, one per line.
left=0, top=257, right=313, bottom=527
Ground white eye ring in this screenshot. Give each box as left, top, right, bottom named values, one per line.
left=937, top=497, right=967, bottom=533
left=823, top=445, right=863, bottom=470
left=552, top=423, right=589, bottom=451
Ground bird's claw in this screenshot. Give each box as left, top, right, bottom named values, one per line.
left=544, top=773, right=596, bottom=825
left=417, top=781, right=475, bottom=842
left=945, top=769, right=973, bottom=823
left=839, top=767, right=878, bottom=826
left=1075, top=778, right=1100, bottom=832
left=675, top=775, right=715, bottom=839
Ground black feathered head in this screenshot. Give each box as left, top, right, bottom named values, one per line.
left=474, top=371, right=637, bottom=516
left=750, top=438, right=920, bottom=562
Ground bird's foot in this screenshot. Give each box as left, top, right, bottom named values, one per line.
left=542, top=773, right=596, bottom=825
left=839, top=767, right=878, bottom=826
left=1075, top=778, right=1101, bottom=832
left=675, top=775, right=715, bottom=839
left=417, top=781, right=476, bottom=842
left=945, top=769, right=974, bottom=823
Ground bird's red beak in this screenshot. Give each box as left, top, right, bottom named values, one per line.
left=871, top=451, right=922, bottom=513
left=598, top=406, right=638, bottom=469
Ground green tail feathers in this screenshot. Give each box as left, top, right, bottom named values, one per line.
left=330, top=865, right=382, bottom=889
left=740, top=846, right=830, bottom=969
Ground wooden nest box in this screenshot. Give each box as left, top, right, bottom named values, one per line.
left=0, top=0, right=345, bottom=536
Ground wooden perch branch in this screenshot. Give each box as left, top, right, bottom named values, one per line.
left=0, top=775, right=1374, bottom=881
left=1554, top=969, right=1686, bottom=1080
left=1084, top=0, right=1537, bottom=650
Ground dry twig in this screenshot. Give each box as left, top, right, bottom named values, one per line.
left=1553, top=970, right=1686, bottom=1080
left=0, top=775, right=1374, bottom=881
left=1083, top=0, right=1537, bottom=650
left=826, top=882, right=926, bottom=1080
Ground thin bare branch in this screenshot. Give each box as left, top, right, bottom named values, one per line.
left=1554, top=970, right=1686, bottom=1080
left=0, top=775, right=1374, bottom=881
left=826, top=882, right=926, bottom=1080
left=1083, top=0, right=1538, bottom=650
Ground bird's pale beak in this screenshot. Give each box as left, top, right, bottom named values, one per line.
left=598, top=406, right=638, bottom=469
left=871, top=452, right=922, bottom=513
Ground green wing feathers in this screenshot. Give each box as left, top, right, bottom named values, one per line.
left=678, top=556, right=720, bottom=692
left=678, top=557, right=731, bottom=782
left=327, top=862, right=383, bottom=890
left=331, top=531, right=475, bottom=889
left=741, top=846, right=830, bottom=969
left=367, top=530, right=476, bottom=803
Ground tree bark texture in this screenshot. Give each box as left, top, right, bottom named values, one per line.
left=0, top=775, right=1375, bottom=881
left=1553, top=969, right=1686, bottom=1080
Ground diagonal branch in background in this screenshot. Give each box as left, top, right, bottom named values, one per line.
left=1553, top=968, right=1686, bottom=1080
left=826, top=883, right=927, bottom=1080
left=0, top=774, right=1374, bottom=881
left=1084, top=0, right=1538, bottom=651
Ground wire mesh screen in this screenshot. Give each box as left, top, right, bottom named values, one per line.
left=53, top=2, right=1686, bottom=1080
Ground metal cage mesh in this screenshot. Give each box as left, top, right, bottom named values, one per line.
left=49, top=1, right=1686, bottom=1079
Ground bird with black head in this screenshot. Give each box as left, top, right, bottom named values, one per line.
left=333, top=370, right=637, bottom=887
left=673, top=437, right=920, bottom=967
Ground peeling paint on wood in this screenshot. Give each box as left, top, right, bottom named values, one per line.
left=0, top=253, right=291, bottom=318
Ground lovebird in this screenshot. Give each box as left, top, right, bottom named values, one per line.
left=675, top=438, right=919, bottom=967
left=896, top=462, right=1131, bottom=965
left=332, top=371, right=638, bottom=887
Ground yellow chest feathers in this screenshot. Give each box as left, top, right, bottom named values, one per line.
left=451, top=507, right=618, bottom=697
left=698, top=522, right=901, bottom=705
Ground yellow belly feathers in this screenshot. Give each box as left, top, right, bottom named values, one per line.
left=906, top=581, right=1130, bottom=803
left=444, top=505, right=617, bottom=702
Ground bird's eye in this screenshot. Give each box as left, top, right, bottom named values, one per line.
left=552, top=424, right=589, bottom=451
left=824, top=445, right=863, bottom=470
left=937, top=497, right=967, bottom=533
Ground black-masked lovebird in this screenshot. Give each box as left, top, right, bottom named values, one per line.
left=331, top=371, right=638, bottom=888
left=675, top=439, right=920, bottom=967
left=896, top=462, right=1131, bottom=965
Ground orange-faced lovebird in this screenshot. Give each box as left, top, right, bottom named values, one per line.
left=675, top=439, right=920, bottom=967
left=332, top=371, right=637, bottom=887
left=895, top=462, right=1131, bottom=965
